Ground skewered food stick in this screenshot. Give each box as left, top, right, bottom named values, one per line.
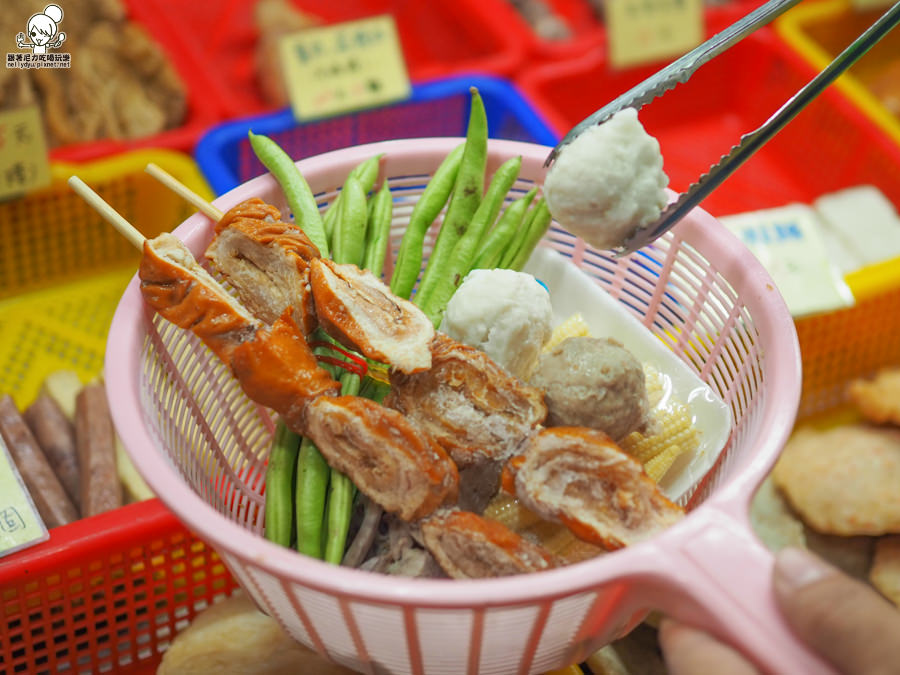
left=145, top=162, right=224, bottom=222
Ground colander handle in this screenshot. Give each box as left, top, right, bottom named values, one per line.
left=639, top=506, right=838, bottom=674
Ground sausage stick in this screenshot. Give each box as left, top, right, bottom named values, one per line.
left=0, top=395, right=78, bottom=528
left=24, top=394, right=81, bottom=511
left=75, top=383, right=122, bottom=517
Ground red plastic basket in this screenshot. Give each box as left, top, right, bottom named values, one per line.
left=132, top=0, right=528, bottom=119
left=516, top=25, right=900, bottom=216
left=43, top=0, right=224, bottom=163
left=0, top=500, right=239, bottom=675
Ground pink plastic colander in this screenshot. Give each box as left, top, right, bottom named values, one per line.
left=105, top=138, right=823, bottom=674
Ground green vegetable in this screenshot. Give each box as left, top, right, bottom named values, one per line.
left=390, top=143, right=465, bottom=299
left=332, top=174, right=368, bottom=268
left=508, top=198, right=552, bottom=271
left=417, top=155, right=522, bottom=324
left=295, top=436, right=329, bottom=558
left=469, top=187, right=537, bottom=273
left=324, top=154, right=382, bottom=244
left=323, top=370, right=361, bottom=564
left=248, top=131, right=329, bottom=257
left=362, top=181, right=393, bottom=277
left=414, top=87, right=488, bottom=313
left=263, top=420, right=301, bottom=548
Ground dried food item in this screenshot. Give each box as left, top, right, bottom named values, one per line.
left=206, top=198, right=320, bottom=336
left=0, top=394, right=78, bottom=528
left=2, top=0, right=187, bottom=147
left=507, top=0, right=572, bottom=41
left=509, top=427, right=683, bottom=550
left=74, top=382, right=122, bottom=517
left=304, top=395, right=459, bottom=522
left=23, top=394, right=80, bottom=509
left=870, top=535, right=900, bottom=607
left=531, top=336, right=651, bottom=442
left=385, top=333, right=547, bottom=468
left=849, top=367, right=900, bottom=427
left=420, top=509, right=556, bottom=579
left=773, top=425, right=900, bottom=536
left=309, top=258, right=435, bottom=374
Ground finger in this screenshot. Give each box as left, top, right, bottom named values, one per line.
left=658, top=618, right=761, bottom=675
left=774, top=546, right=900, bottom=675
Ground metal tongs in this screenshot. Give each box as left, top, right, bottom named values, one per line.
left=545, top=0, right=900, bottom=256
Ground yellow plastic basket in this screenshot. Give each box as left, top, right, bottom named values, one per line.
left=0, top=149, right=212, bottom=409
left=776, top=0, right=900, bottom=149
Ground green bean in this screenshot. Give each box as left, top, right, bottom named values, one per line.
left=509, top=198, right=552, bottom=271
left=499, top=197, right=540, bottom=269
left=323, top=370, right=361, bottom=564
left=324, top=155, right=382, bottom=245
left=263, top=420, right=301, bottom=548
left=362, top=182, right=393, bottom=277
left=415, top=88, right=488, bottom=314
left=332, top=174, right=368, bottom=267
left=248, top=131, right=329, bottom=258
left=295, top=436, right=329, bottom=558
left=389, top=143, right=465, bottom=300
left=417, top=155, right=522, bottom=323
left=469, top=188, right=537, bottom=273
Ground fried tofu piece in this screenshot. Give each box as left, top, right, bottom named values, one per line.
left=848, top=368, right=900, bottom=427
left=773, top=425, right=900, bottom=536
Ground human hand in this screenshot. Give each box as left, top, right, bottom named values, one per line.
left=658, top=546, right=900, bottom=674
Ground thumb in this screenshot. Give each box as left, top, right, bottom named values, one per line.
left=774, top=546, right=900, bottom=675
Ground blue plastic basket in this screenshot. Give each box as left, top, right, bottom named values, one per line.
left=194, top=75, right=560, bottom=195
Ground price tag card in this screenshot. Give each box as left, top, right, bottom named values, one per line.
left=0, top=434, right=48, bottom=558
left=0, top=105, right=51, bottom=200
left=280, top=14, right=412, bottom=122
left=607, top=0, right=704, bottom=69
left=720, top=204, right=855, bottom=318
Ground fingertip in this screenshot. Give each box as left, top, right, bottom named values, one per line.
left=773, top=547, right=835, bottom=596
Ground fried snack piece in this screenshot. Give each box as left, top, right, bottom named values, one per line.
left=305, top=396, right=459, bottom=521
left=140, top=233, right=262, bottom=364
left=230, top=311, right=340, bottom=433
left=509, top=427, right=684, bottom=550
left=420, top=509, right=556, bottom=579
left=206, top=198, right=320, bottom=336
left=870, top=535, right=900, bottom=608
left=848, top=368, right=900, bottom=426
left=384, top=333, right=547, bottom=467
left=309, top=258, right=435, bottom=374
left=773, top=425, right=900, bottom=536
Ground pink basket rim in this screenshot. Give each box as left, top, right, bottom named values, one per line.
left=105, top=137, right=802, bottom=607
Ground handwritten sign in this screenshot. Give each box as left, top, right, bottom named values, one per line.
left=0, top=105, right=51, bottom=200
left=721, top=204, right=855, bottom=317
left=0, top=434, right=48, bottom=558
left=606, top=0, right=704, bottom=69
left=279, top=15, right=412, bottom=122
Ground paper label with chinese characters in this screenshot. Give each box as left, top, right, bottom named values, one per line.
left=721, top=204, right=855, bottom=318
left=0, top=105, right=51, bottom=200
left=280, top=14, right=412, bottom=122
left=0, top=434, right=48, bottom=558
left=607, top=0, right=704, bottom=69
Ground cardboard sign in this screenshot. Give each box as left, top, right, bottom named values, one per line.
left=0, top=434, right=49, bottom=558
left=607, top=0, right=704, bottom=69
left=280, top=14, right=412, bottom=122
left=721, top=204, right=855, bottom=318
left=0, top=105, right=51, bottom=200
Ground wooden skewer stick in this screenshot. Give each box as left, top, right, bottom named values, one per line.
left=145, top=163, right=224, bottom=223
left=68, top=176, right=145, bottom=250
